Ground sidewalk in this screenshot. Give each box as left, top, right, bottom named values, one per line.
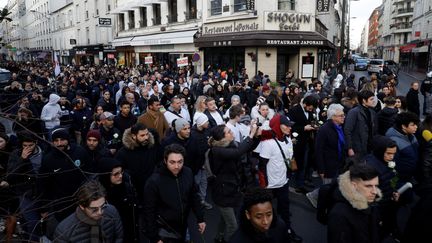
left=399, top=69, right=426, bottom=80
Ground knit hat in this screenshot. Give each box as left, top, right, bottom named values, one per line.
left=239, top=115, right=251, bottom=124
left=256, top=96, right=266, bottom=106
left=262, top=85, right=270, bottom=92
left=196, top=114, right=209, bottom=127
left=174, top=118, right=190, bottom=133
left=51, top=128, right=70, bottom=141
left=86, top=130, right=101, bottom=141
left=280, top=115, right=295, bottom=127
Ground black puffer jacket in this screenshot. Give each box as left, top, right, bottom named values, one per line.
left=143, top=164, right=204, bottom=243
left=377, top=107, right=398, bottom=135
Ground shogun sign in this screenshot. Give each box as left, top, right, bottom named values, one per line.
left=266, top=12, right=312, bottom=31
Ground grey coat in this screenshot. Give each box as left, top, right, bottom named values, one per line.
left=53, top=205, right=123, bottom=243
left=344, top=105, right=378, bottom=159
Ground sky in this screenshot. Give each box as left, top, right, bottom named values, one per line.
left=349, top=0, right=383, bottom=49
left=0, top=0, right=6, bottom=9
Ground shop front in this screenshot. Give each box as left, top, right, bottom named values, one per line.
left=73, top=45, right=105, bottom=66
left=195, top=11, right=335, bottom=82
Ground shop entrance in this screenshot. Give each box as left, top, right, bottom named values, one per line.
left=204, top=47, right=245, bottom=72
left=276, top=47, right=299, bottom=82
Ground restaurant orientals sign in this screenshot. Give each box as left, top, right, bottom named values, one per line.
left=265, top=11, right=314, bottom=32
left=203, top=21, right=259, bottom=35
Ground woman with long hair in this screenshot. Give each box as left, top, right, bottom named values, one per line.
left=193, top=95, right=208, bottom=125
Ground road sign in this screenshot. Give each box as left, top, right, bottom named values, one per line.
left=317, top=0, right=330, bottom=12
left=99, top=18, right=112, bottom=26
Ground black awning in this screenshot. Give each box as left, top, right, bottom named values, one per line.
left=194, top=31, right=335, bottom=49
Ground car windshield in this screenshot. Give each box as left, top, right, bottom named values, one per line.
left=0, top=72, right=11, bottom=82
left=357, top=59, right=367, bottom=64
left=369, top=60, right=383, bottom=65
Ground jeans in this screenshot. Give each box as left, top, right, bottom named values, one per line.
left=194, top=169, right=208, bottom=202
left=293, top=145, right=310, bottom=188
left=19, top=196, right=41, bottom=241
left=216, top=206, right=238, bottom=241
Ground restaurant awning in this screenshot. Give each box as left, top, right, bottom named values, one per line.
left=111, top=36, right=135, bottom=47
left=131, top=30, right=196, bottom=46
left=194, top=31, right=335, bottom=49
left=399, top=43, right=417, bottom=53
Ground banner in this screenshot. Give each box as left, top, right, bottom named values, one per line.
left=144, top=56, right=153, bottom=64
left=177, top=57, right=189, bottom=67
left=54, top=53, right=60, bottom=77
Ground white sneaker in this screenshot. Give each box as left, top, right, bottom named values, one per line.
left=306, top=192, right=318, bottom=208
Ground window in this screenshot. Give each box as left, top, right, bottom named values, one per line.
left=86, top=27, right=90, bottom=44
left=278, top=0, right=295, bottom=10
left=139, top=7, right=147, bottom=27
left=186, top=0, right=197, bottom=20
left=152, top=4, right=161, bottom=25
left=128, top=10, right=135, bottom=29
left=95, top=0, right=99, bottom=16
left=85, top=10, right=89, bottom=19
left=119, top=14, right=125, bottom=31
left=234, top=0, right=247, bottom=12
left=210, top=0, right=222, bottom=16
left=168, top=0, right=177, bottom=23
left=76, top=4, right=80, bottom=23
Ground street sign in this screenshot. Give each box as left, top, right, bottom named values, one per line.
left=317, top=0, right=330, bottom=12
left=99, top=18, right=112, bottom=26
left=144, top=56, right=153, bottom=64
left=177, top=57, right=188, bottom=67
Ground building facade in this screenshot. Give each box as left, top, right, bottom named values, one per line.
left=410, top=0, right=432, bottom=72
left=360, top=21, right=368, bottom=55
left=367, top=7, right=379, bottom=58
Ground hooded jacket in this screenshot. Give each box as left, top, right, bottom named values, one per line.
left=40, top=94, right=61, bottom=129
left=377, top=107, right=398, bottom=135
left=115, top=128, right=160, bottom=202
left=327, top=171, right=382, bottom=243
left=143, top=163, right=204, bottom=243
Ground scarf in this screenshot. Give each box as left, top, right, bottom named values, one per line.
left=334, top=123, right=345, bottom=160
left=75, top=207, right=103, bottom=243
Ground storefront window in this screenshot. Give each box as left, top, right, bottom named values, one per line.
left=204, top=47, right=245, bottom=72
left=278, top=0, right=295, bottom=10
left=210, top=0, right=222, bottom=16
left=234, top=0, right=247, bottom=12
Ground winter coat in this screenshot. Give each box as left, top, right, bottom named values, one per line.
left=37, top=144, right=91, bottom=221
left=315, top=120, right=346, bottom=178
left=364, top=154, right=395, bottom=204
left=84, top=144, right=111, bottom=173
left=209, top=137, right=258, bottom=207
left=143, top=164, right=204, bottom=243
left=187, top=126, right=209, bottom=174
left=406, top=88, right=420, bottom=116
left=377, top=107, right=398, bottom=135
left=54, top=205, right=123, bottom=243
left=137, top=109, right=169, bottom=142
left=115, top=128, right=160, bottom=202
left=204, top=109, right=225, bottom=129
left=114, top=113, right=137, bottom=136
left=327, top=171, right=382, bottom=243
left=344, top=105, right=378, bottom=159
left=385, top=127, right=419, bottom=181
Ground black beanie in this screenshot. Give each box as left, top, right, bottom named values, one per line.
left=51, top=128, right=70, bottom=141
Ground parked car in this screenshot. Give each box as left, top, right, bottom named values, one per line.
left=384, top=60, right=400, bottom=74
left=354, top=58, right=368, bottom=71
left=368, top=59, right=384, bottom=75
left=0, top=68, right=11, bottom=88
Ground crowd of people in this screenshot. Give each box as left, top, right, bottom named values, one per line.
left=0, top=60, right=431, bottom=243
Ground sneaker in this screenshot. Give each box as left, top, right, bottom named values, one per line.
left=287, top=228, right=303, bottom=242
left=306, top=192, right=318, bottom=208
left=201, top=201, right=213, bottom=210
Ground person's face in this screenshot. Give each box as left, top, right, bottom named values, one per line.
left=259, top=105, right=269, bottom=118
left=245, top=201, right=273, bottom=233
left=61, top=86, right=68, bottom=93
left=96, top=106, right=104, bottom=115
left=412, top=83, right=419, bottom=90
left=363, top=97, right=375, bottom=108
left=149, top=101, right=161, bottom=112
left=395, top=99, right=401, bottom=108
left=201, top=121, right=210, bottom=129
left=133, top=129, right=150, bottom=145
left=280, top=124, right=291, bottom=135
left=206, top=100, right=217, bottom=112
left=18, top=111, right=29, bottom=120
left=223, top=127, right=234, bottom=142
left=383, top=147, right=397, bottom=162
left=120, top=104, right=131, bottom=116
left=103, top=117, right=114, bottom=128
left=383, top=87, right=390, bottom=95
left=315, top=84, right=322, bottom=91
left=331, top=110, right=345, bottom=125
left=53, top=138, right=69, bottom=151
left=178, top=124, right=191, bottom=139
left=352, top=177, right=379, bottom=203
left=171, top=99, right=182, bottom=111
left=294, top=87, right=299, bottom=94
left=180, top=98, right=186, bottom=107
left=153, top=85, right=159, bottom=93
left=0, top=137, right=6, bottom=150
left=86, top=137, right=99, bottom=151
left=103, top=92, right=110, bottom=100
left=81, top=197, right=106, bottom=221
left=231, top=98, right=240, bottom=106
left=165, top=152, right=184, bottom=176
left=110, top=167, right=123, bottom=185
left=167, top=86, right=174, bottom=94
left=304, top=104, right=315, bottom=112
left=217, top=85, right=223, bottom=92
left=126, top=95, right=135, bottom=104
left=402, top=122, right=418, bottom=135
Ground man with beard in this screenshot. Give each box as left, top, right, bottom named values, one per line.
left=115, top=123, right=160, bottom=202
left=54, top=180, right=123, bottom=242
left=138, top=96, right=169, bottom=142
left=37, top=128, right=91, bottom=239
left=84, top=130, right=111, bottom=172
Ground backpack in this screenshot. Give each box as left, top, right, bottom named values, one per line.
left=203, top=149, right=216, bottom=181
left=316, top=179, right=338, bottom=225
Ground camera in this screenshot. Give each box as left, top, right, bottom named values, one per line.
left=257, top=122, right=262, bottom=127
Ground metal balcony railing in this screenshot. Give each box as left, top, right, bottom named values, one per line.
left=397, top=8, right=414, bottom=14
left=396, top=23, right=412, bottom=29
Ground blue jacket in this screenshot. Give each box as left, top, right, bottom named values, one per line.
left=385, top=127, right=419, bottom=180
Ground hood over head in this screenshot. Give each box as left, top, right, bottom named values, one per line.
left=48, top=94, right=60, bottom=105
left=372, top=135, right=397, bottom=161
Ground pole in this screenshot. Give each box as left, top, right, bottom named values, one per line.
left=339, top=0, right=347, bottom=74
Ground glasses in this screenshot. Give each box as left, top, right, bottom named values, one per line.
left=111, top=170, right=124, bottom=177
left=87, top=201, right=108, bottom=214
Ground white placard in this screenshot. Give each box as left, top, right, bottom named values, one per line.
left=144, top=56, right=153, bottom=64
left=177, top=57, right=189, bottom=67
left=302, top=64, right=314, bottom=78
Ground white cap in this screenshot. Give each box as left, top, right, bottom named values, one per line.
left=196, top=114, right=209, bottom=127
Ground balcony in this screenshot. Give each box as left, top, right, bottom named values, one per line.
left=167, top=14, right=178, bottom=24
left=393, top=0, right=412, bottom=5
left=394, top=23, right=412, bottom=33
left=393, top=8, right=414, bottom=18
